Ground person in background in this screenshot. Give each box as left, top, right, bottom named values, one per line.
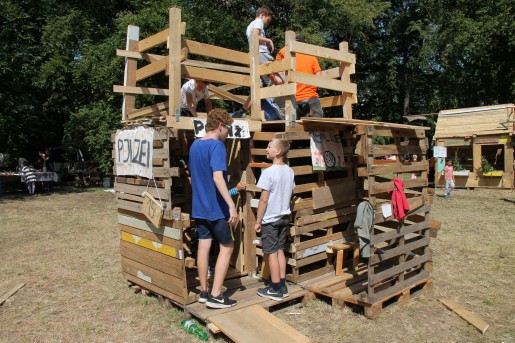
left=38, top=149, right=53, bottom=193
left=22, top=161, right=36, bottom=195
left=444, top=159, right=455, bottom=200
left=254, top=138, right=295, bottom=301
left=189, top=109, right=238, bottom=309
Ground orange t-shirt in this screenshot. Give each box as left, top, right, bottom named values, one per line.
left=276, top=48, right=321, bottom=102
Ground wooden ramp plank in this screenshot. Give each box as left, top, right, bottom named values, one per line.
left=438, top=298, right=489, bottom=334
left=208, top=304, right=310, bottom=343
left=0, top=283, right=26, bottom=305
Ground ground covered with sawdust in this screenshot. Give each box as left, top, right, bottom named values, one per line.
left=0, top=186, right=513, bottom=342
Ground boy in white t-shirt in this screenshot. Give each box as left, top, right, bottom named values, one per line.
left=180, top=79, right=212, bottom=117
left=254, top=138, right=295, bottom=301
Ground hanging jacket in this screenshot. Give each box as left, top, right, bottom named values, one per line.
left=390, top=178, right=410, bottom=221
left=354, top=201, right=375, bottom=258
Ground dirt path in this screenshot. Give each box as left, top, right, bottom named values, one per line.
left=0, top=187, right=513, bottom=342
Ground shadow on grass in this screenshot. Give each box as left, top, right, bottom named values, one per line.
left=501, top=198, right=515, bottom=204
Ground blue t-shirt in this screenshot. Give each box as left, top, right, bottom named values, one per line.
left=189, top=139, right=229, bottom=221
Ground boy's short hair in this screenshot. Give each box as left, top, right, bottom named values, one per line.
left=206, top=109, right=233, bottom=132
left=272, top=138, right=290, bottom=161
left=256, top=6, right=273, bottom=17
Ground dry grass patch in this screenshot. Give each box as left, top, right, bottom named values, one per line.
left=0, top=186, right=513, bottom=342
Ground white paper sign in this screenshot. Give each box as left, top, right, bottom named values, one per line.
left=381, top=203, right=393, bottom=218
left=433, top=146, right=447, bottom=158
left=115, top=127, right=154, bottom=178
left=192, top=118, right=250, bottom=139
left=309, top=130, right=345, bottom=171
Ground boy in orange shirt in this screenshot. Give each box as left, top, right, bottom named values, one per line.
left=276, top=34, right=324, bottom=117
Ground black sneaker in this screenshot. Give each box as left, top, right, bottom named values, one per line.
left=257, top=286, right=283, bottom=301
left=280, top=284, right=289, bottom=298
left=198, top=290, right=209, bottom=303
left=206, top=293, right=237, bottom=309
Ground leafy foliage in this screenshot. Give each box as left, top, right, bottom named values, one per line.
left=0, top=0, right=513, bottom=174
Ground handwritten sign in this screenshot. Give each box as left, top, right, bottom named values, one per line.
left=309, top=130, right=345, bottom=171
left=192, top=118, right=250, bottom=139
left=433, top=146, right=447, bottom=158
left=142, top=191, right=163, bottom=228
left=115, top=127, right=154, bottom=178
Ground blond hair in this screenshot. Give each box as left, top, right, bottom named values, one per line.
left=271, top=138, right=290, bottom=163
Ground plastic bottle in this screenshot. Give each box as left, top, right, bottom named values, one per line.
left=181, top=319, right=209, bottom=341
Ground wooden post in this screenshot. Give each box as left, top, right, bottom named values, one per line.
left=249, top=33, right=262, bottom=120
left=473, top=142, right=481, bottom=173
left=284, top=31, right=297, bottom=130
left=168, top=7, right=182, bottom=126
left=122, top=25, right=139, bottom=120
left=338, top=41, right=353, bottom=119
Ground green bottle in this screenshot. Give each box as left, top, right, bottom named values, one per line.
left=181, top=320, right=209, bottom=341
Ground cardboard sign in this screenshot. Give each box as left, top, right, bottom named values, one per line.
left=142, top=191, right=163, bottom=228
left=309, top=130, right=345, bottom=171
left=115, top=127, right=154, bottom=178
left=192, top=118, right=250, bottom=139
left=433, top=146, right=447, bottom=158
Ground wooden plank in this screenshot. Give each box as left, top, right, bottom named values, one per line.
left=369, top=178, right=428, bottom=194
left=368, top=126, right=425, bottom=139
left=289, top=71, right=357, bottom=94
left=369, top=237, right=430, bottom=265
left=127, top=101, right=169, bottom=119
left=312, top=179, right=356, bottom=210
left=137, top=28, right=169, bottom=52
left=120, top=240, right=184, bottom=279
left=291, top=40, right=355, bottom=64
left=182, top=39, right=250, bottom=65
left=369, top=142, right=426, bottom=157
left=182, top=59, right=250, bottom=74
left=121, top=231, right=182, bottom=259
left=167, top=7, right=182, bottom=126
left=119, top=222, right=181, bottom=248
left=251, top=148, right=311, bottom=158
left=136, top=56, right=168, bottom=81
left=438, top=298, right=490, bottom=334
left=320, top=95, right=344, bottom=108
left=371, top=218, right=429, bottom=245
left=209, top=84, right=246, bottom=104
left=123, top=272, right=192, bottom=305
left=115, top=182, right=170, bottom=200
left=259, top=83, right=296, bottom=99
left=369, top=254, right=431, bottom=285
left=258, top=58, right=291, bottom=75
left=0, top=283, right=25, bottom=306
left=208, top=305, right=310, bottom=343
left=181, top=65, right=250, bottom=87
left=296, top=204, right=357, bottom=226
left=113, top=85, right=169, bottom=96
left=368, top=160, right=428, bottom=176
left=290, top=213, right=355, bottom=236
left=368, top=272, right=429, bottom=303
left=320, top=66, right=341, bottom=79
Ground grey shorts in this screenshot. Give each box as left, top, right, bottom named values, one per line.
left=261, top=216, right=289, bottom=254
left=259, top=52, right=275, bottom=87
left=297, top=97, right=324, bottom=118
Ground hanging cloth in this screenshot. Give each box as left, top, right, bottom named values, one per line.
left=354, top=201, right=375, bottom=258
left=390, top=178, right=410, bottom=221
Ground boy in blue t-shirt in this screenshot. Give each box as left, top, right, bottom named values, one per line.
left=189, top=109, right=238, bottom=309
left=254, top=138, right=295, bottom=301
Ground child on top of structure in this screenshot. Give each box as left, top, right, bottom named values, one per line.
left=276, top=34, right=324, bottom=118
left=254, top=138, right=295, bottom=301
left=180, top=79, right=212, bottom=117
left=232, top=6, right=283, bottom=118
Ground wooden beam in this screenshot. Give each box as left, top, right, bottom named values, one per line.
left=182, top=59, right=250, bottom=74
left=168, top=7, right=182, bottom=126
left=113, top=85, right=169, bottom=96
left=289, top=71, right=357, bottom=94
left=258, top=83, right=296, bottom=99
left=249, top=32, right=261, bottom=120
left=339, top=41, right=354, bottom=118
left=208, top=85, right=246, bottom=104
left=320, top=95, right=344, bottom=108
left=438, top=298, right=489, bottom=334
left=182, top=39, right=250, bottom=65
left=127, top=101, right=169, bottom=119
left=291, top=40, right=356, bottom=64
left=122, top=25, right=139, bottom=120
left=258, top=58, right=291, bottom=75
left=181, top=65, right=251, bottom=87
left=0, top=283, right=25, bottom=305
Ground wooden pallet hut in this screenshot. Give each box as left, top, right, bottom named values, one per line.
left=112, top=7, right=436, bottom=323
left=433, top=104, right=514, bottom=189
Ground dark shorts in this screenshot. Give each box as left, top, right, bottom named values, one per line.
left=297, top=98, right=324, bottom=118
left=261, top=216, right=289, bottom=254
left=181, top=108, right=193, bottom=117
left=195, top=218, right=234, bottom=245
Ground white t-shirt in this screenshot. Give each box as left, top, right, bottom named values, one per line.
left=256, top=164, right=295, bottom=224
left=246, top=18, right=268, bottom=53
left=180, top=80, right=209, bottom=109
